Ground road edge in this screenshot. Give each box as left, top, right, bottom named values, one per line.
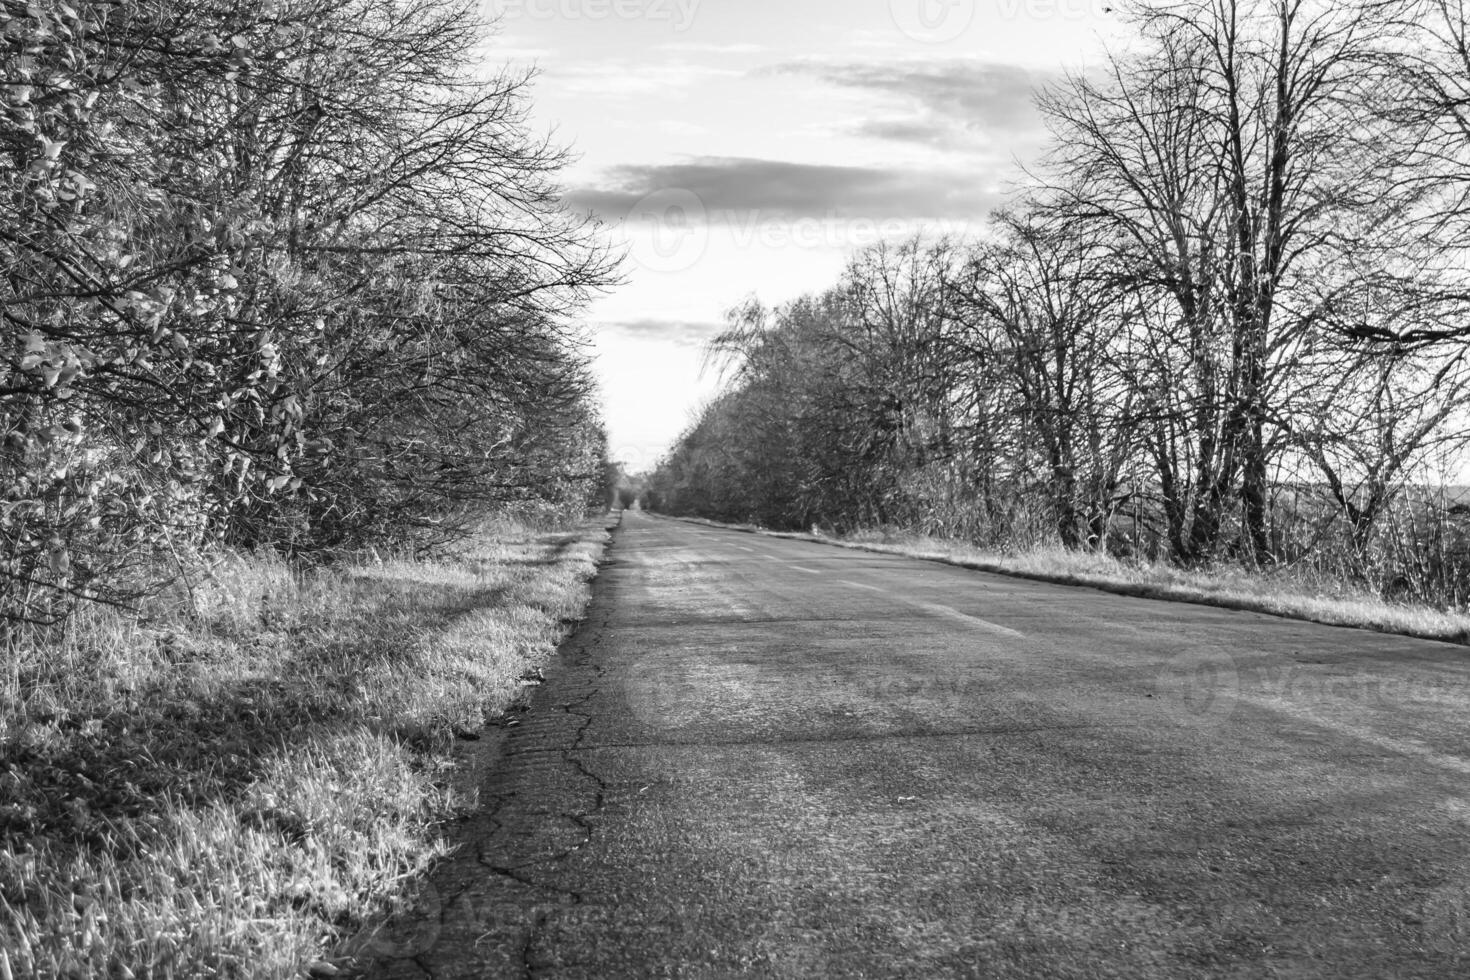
left=658, top=513, right=1470, bottom=648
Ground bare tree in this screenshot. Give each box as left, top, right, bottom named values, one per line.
left=1038, top=0, right=1407, bottom=563
left=955, top=209, right=1139, bottom=549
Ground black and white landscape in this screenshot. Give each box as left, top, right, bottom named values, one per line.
left=6, top=1, right=1470, bottom=977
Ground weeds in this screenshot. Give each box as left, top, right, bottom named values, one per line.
left=0, top=517, right=612, bottom=979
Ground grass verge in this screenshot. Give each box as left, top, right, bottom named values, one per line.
left=672, top=516, right=1470, bottom=645
left=0, top=514, right=616, bottom=979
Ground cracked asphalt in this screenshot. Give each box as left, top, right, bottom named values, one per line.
left=362, top=511, right=1470, bottom=979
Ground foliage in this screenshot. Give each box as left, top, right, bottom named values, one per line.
left=0, top=0, right=614, bottom=626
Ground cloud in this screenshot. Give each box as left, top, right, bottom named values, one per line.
left=658, top=41, right=766, bottom=55
left=765, top=59, right=1056, bottom=148
left=553, top=59, right=740, bottom=98
left=486, top=45, right=557, bottom=62
left=565, top=156, right=1002, bottom=222
left=599, top=317, right=725, bottom=349
left=852, top=118, right=954, bottom=147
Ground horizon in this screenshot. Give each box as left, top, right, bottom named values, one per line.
left=486, top=0, right=1129, bottom=470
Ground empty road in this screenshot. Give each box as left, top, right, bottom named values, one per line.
left=366, top=511, right=1470, bottom=978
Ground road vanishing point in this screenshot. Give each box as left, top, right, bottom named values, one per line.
left=366, top=511, right=1470, bottom=979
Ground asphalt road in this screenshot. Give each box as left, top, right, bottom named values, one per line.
left=363, top=511, right=1470, bottom=979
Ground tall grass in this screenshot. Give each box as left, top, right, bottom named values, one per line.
left=0, top=516, right=611, bottom=979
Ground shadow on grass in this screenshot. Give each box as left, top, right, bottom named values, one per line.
left=0, top=519, right=616, bottom=980
left=0, top=546, right=541, bottom=873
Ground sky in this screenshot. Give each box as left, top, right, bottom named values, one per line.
left=480, top=0, right=1130, bottom=473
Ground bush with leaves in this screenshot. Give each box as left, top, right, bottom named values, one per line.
left=1, top=0, right=613, bottom=626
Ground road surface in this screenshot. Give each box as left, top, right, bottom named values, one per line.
left=364, top=511, right=1470, bottom=978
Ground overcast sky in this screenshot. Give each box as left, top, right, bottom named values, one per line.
left=484, top=0, right=1127, bottom=472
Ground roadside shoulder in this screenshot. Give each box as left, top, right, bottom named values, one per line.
left=657, top=513, right=1470, bottom=647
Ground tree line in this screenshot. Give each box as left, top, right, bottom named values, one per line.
left=648, top=0, right=1470, bottom=606
left=1, top=0, right=616, bottom=628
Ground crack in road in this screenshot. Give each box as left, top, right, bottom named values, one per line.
left=519, top=910, right=551, bottom=978
left=488, top=612, right=614, bottom=979
left=366, top=513, right=1470, bottom=978
left=361, top=584, right=619, bottom=980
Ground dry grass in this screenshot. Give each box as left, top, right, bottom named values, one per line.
left=0, top=515, right=613, bottom=979
left=680, top=518, right=1470, bottom=645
